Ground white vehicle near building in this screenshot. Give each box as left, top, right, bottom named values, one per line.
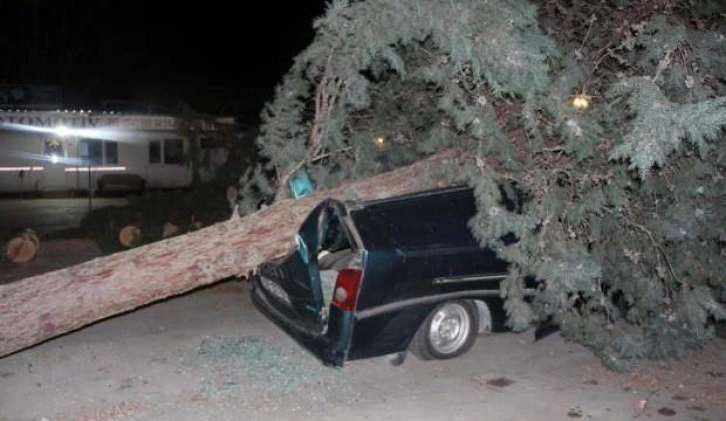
left=0, top=110, right=233, bottom=195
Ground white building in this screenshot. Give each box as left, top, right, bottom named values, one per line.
left=0, top=110, right=233, bottom=195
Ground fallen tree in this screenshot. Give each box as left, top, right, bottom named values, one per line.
left=0, top=149, right=464, bottom=358
left=248, top=0, right=726, bottom=369
left=3, top=0, right=724, bottom=371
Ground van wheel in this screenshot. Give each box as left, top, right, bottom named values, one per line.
left=410, top=300, right=478, bottom=360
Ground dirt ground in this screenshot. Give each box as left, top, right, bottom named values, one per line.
left=1, top=277, right=724, bottom=421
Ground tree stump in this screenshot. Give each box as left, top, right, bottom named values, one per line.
left=226, top=185, right=238, bottom=205
left=118, top=225, right=142, bottom=248
left=6, top=229, right=40, bottom=263
left=162, top=222, right=180, bottom=239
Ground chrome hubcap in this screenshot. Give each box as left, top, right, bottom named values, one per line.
left=428, top=303, right=471, bottom=354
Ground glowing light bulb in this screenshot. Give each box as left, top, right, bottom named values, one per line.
left=54, top=125, right=69, bottom=137
left=571, top=94, right=591, bottom=111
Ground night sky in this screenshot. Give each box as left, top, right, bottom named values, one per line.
left=0, top=1, right=330, bottom=119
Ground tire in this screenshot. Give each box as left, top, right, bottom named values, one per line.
left=409, top=300, right=479, bottom=361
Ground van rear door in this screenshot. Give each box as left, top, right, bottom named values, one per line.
left=257, top=199, right=354, bottom=332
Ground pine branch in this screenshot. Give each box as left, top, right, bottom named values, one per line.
left=602, top=207, right=686, bottom=288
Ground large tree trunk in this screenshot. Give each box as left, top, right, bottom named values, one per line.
left=0, top=150, right=464, bottom=358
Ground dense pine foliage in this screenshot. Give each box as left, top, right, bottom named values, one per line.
left=244, top=0, right=726, bottom=369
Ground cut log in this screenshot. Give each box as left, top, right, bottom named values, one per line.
left=118, top=225, right=142, bottom=248
left=226, top=185, right=238, bottom=205
left=162, top=222, right=179, bottom=239
left=22, top=229, right=40, bottom=251
left=6, top=237, right=37, bottom=263
left=6, top=229, right=40, bottom=263
left=0, top=149, right=465, bottom=358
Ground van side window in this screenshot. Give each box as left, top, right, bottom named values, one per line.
left=354, top=192, right=479, bottom=249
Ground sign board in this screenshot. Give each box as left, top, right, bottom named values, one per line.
left=0, top=111, right=228, bottom=132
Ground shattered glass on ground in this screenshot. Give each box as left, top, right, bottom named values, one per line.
left=179, top=335, right=343, bottom=397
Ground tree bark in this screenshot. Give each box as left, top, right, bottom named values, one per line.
left=0, top=149, right=465, bottom=358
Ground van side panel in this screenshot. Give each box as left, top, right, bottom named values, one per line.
left=345, top=187, right=514, bottom=360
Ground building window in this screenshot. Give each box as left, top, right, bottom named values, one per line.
left=80, top=139, right=117, bottom=165
left=43, top=138, right=64, bottom=161
left=199, top=136, right=223, bottom=149
left=80, top=139, right=103, bottom=165
left=105, top=141, right=118, bottom=165
left=148, top=138, right=186, bottom=164
left=163, top=138, right=184, bottom=165
left=149, top=140, right=161, bottom=164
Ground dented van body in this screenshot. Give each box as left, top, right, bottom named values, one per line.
left=250, top=185, right=536, bottom=367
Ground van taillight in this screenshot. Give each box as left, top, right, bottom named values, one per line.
left=331, top=269, right=362, bottom=311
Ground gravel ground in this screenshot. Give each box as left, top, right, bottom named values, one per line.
left=2, top=197, right=724, bottom=420
left=1, top=280, right=724, bottom=421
